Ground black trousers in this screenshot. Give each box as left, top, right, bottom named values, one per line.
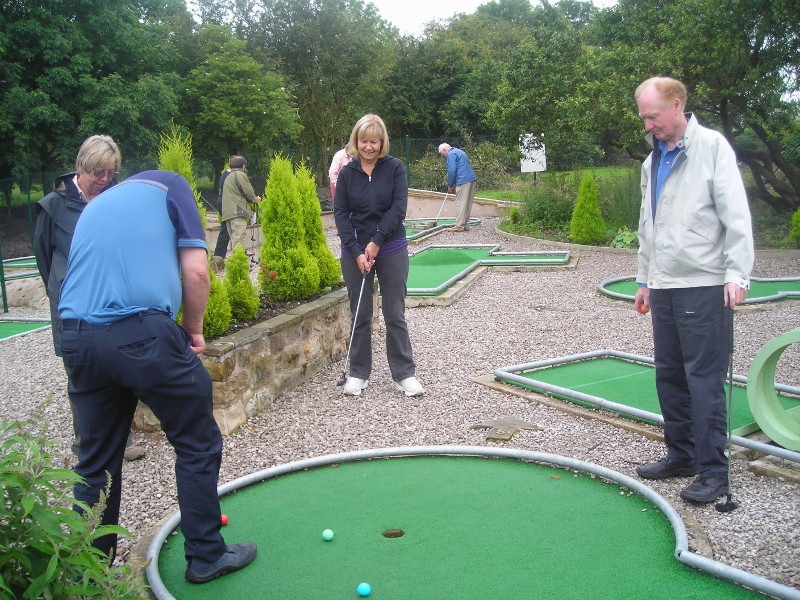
left=61, top=311, right=226, bottom=562
left=649, top=286, right=730, bottom=478
left=213, top=208, right=230, bottom=258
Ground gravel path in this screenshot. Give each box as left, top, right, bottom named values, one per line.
left=1, top=217, right=798, bottom=590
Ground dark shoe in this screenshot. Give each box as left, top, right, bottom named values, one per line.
left=679, top=476, right=728, bottom=503
left=636, top=457, right=696, bottom=480
left=123, top=445, right=146, bottom=461
left=185, top=542, right=257, bottom=583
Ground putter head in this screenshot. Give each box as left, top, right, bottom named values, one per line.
left=336, top=374, right=346, bottom=386
left=714, top=494, right=739, bottom=513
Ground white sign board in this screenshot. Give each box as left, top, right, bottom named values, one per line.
left=519, top=134, right=546, bottom=173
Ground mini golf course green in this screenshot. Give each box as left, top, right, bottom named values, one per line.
left=148, top=447, right=777, bottom=600
left=493, top=350, right=800, bottom=438
left=494, top=350, right=800, bottom=436
left=404, top=217, right=481, bottom=241
left=406, top=245, right=571, bottom=295
left=0, top=319, right=51, bottom=341
left=599, top=276, right=800, bottom=304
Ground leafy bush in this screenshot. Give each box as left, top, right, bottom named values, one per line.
left=610, top=227, right=639, bottom=249
left=596, top=168, right=641, bottom=230
left=224, top=245, right=259, bottom=322
left=507, top=206, right=522, bottom=224
left=204, top=268, right=232, bottom=336
left=570, top=174, right=607, bottom=245
left=790, top=208, right=800, bottom=247
left=520, top=172, right=577, bottom=228
left=295, top=163, right=341, bottom=287
left=0, top=417, right=145, bottom=599
left=259, top=156, right=320, bottom=300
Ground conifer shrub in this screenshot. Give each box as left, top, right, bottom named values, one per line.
left=790, top=208, right=800, bottom=247
left=570, top=174, right=607, bottom=245
left=259, top=156, right=320, bottom=300
left=158, top=123, right=206, bottom=228
left=224, top=244, right=259, bottom=321
left=203, top=267, right=232, bottom=337
left=295, top=163, right=341, bottom=287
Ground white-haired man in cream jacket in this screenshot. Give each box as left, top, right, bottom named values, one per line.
left=633, top=76, right=754, bottom=504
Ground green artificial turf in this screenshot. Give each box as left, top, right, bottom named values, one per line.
left=0, top=320, right=51, bottom=340
left=155, top=456, right=763, bottom=599
left=498, top=356, right=800, bottom=435
left=406, top=247, right=569, bottom=294
left=601, top=277, right=800, bottom=302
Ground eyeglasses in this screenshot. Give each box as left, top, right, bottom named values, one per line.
left=90, top=169, right=119, bottom=178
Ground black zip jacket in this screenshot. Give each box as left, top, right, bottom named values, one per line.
left=34, top=172, right=117, bottom=354
left=332, top=155, right=408, bottom=259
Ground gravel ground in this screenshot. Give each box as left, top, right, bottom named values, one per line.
left=1, top=217, right=798, bottom=590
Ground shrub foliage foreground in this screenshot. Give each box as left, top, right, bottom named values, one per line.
left=0, top=416, right=145, bottom=600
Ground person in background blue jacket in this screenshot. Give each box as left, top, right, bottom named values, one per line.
left=438, top=143, right=477, bottom=232
left=333, top=114, right=425, bottom=398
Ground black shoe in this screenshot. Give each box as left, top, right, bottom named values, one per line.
left=679, top=476, right=728, bottom=503
left=185, top=542, right=257, bottom=583
left=636, top=457, right=696, bottom=480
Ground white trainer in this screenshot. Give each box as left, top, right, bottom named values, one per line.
left=395, top=376, right=425, bottom=397
left=342, top=377, right=368, bottom=396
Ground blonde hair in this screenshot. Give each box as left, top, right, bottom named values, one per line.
left=348, top=114, right=390, bottom=159
left=75, top=135, right=121, bottom=173
left=635, top=77, right=687, bottom=109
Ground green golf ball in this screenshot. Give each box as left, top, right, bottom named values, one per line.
left=322, top=528, right=334, bottom=541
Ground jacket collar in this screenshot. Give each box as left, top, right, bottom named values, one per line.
left=645, top=112, right=696, bottom=150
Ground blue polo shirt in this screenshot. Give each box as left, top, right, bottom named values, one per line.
left=59, top=170, right=207, bottom=324
left=654, top=139, right=682, bottom=214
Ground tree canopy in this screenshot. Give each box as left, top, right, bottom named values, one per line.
left=1, top=0, right=797, bottom=211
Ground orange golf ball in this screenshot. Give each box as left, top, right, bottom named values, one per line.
left=639, top=304, right=650, bottom=314
left=221, top=514, right=229, bottom=526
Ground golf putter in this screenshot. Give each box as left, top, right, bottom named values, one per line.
left=434, top=191, right=449, bottom=226
left=337, top=272, right=367, bottom=386
left=716, top=306, right=739, bottom=513
left=249, top=205, right=258, bottom=263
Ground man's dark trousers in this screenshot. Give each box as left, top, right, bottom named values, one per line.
left=649, top=285, right=730, bottom=478
left=61, top=310, right=225, bottom=561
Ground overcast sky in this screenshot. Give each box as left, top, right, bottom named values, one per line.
left=368, top=0, right=618, bottom=37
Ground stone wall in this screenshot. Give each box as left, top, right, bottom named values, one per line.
left=134, top=285, right=378, bottom=435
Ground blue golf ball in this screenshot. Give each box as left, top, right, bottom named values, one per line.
left=322, top=528, right=334, bottom=541
left=357, top=582, right=371, bottom=596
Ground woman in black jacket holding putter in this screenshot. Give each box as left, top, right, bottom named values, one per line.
left=333, top=114, right=424, bottom=398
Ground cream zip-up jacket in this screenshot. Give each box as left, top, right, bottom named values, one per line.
left=636, top=113, right=754, bottom=290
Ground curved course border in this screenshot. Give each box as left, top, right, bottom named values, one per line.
left=598, top=275, right=800, bottom=305
left=145, top=445, right=800, bottom=600
left=748, top=328, right=800, bottom=451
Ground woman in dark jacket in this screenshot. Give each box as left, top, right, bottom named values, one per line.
left=333, top=114, right=424, bottom=397
left=34, top=135, right=144, bottom=461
